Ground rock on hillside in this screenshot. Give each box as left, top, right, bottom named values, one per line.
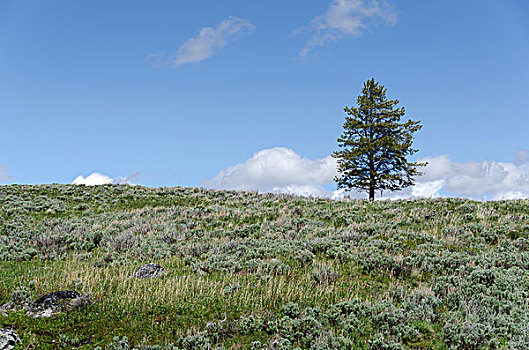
left=0, top=329, right=21, bottom=350
left=27, top=290, right=81, bottom=318
left=131, top=263, right=168, bottom=279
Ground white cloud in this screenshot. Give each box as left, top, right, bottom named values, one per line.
left=0, top=164, right=13, bottom=183
left=411, top=180, right=445, bottom=198
left=72, top=172, right=140, bottom=186
left=418, top=154, right=529, bottom=200
left=297, top=0, right=398, bottom=57
left=201, top=147, right=337, bottom=197
left=273, top=184, right=333, bottom=198
left=148, top=16, right=254, bottom=68
left=202, top=147, right=529, bottom=201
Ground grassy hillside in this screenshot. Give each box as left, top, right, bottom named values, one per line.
left=1, top=184, right=529, bottom=349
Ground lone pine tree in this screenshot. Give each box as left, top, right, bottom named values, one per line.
left=333, top=78, right=426, bottom=201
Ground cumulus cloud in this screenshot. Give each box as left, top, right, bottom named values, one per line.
left=0, top=164, right=13, bottom=183
left=147, top=16, right=254, bottom=68
left=72, top=172, right=140, bottom=186
left=201, top=147, right=338, bottom=198
left=418, top=155, right=529, bottom=200
left=411, top=180, right=445, bottom=198
left=297, top=0, right=398, bottom=57
left=273, top=184, right=334, bottom=198
left=202, top=147, right=529, bottom=201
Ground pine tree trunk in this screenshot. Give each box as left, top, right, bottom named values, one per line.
left=368, top=154, right=375, bottom=201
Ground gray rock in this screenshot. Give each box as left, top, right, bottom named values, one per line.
left=0, top=329, right=21, bottom=350
left=27, top=290, right=81, bottom=318
left=131, top=263, right=167, bottom=279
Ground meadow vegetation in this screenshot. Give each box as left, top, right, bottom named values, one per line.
left=1, top=184, right=529, bottom=349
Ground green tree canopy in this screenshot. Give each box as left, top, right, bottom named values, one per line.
left=333, top=78, right=426, bottom=200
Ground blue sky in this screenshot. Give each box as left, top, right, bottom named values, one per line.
left=1, top=0, right=529, bottom=200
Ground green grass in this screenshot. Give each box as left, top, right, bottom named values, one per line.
left=1, top=184, right=529, bottom=349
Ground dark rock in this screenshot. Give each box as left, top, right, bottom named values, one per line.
left=0, top=329, right=21, bottom=350
left=27, top=290, right=81, bottom=318
left=131, top=263, right=167, bottom=279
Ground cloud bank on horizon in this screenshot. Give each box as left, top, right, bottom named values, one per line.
left=201, top=147, right=529, bottom=201
left=297, top=0, right=398, bottom=57
left=72, top=172, right=141, bottom=186
left=148, top=16, right=254, bottom=68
